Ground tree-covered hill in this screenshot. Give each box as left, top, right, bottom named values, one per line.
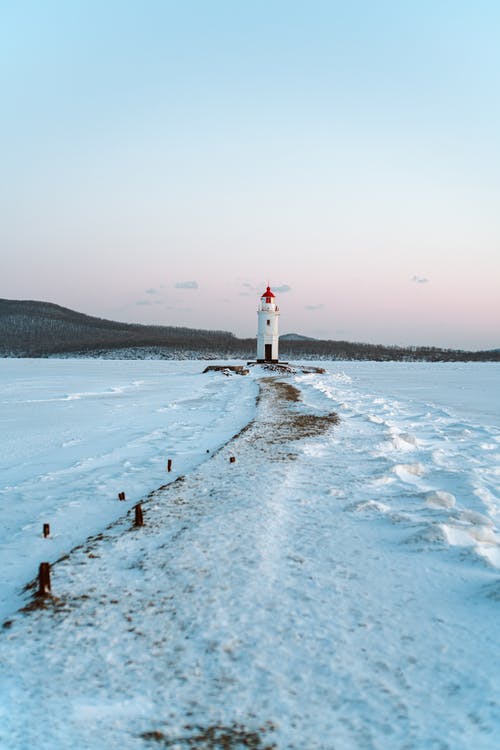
left=0, top=299, right=242, bottom=357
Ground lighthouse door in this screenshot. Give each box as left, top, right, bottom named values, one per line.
left=265, top=344, right=272, bottom=361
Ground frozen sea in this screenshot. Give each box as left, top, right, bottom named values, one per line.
left=0, top=359, right=499, bottom=750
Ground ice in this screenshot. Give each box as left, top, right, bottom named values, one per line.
left=459, top=509, right=493, bottom=526
left=368, top=414, right=385, bottom=424
left=371, top=475, right=396, bottom=486
left=442, top=523, right=498, bottom=547
left=1, top=359, right=500, bottom=749
left=392, top=462, right=426, bottom=480
left=390, top=430, right=418, bottom=449
left=348, top=499, right=391, bottom=513
left=424, top=490, right=456, bottom=508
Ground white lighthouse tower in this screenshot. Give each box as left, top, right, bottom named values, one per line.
left=257, top=285, right=280, bottom=362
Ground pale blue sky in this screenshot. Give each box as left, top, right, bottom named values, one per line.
left=1, top=0, right=499, bottom=348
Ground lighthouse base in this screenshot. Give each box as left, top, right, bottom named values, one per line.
left=248, top=361, right=325, bottom=375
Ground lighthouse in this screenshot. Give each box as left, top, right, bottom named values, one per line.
left=257, top=285, right=280, bottom=362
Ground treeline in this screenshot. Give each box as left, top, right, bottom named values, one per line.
left=1, top=298, right=499, bottom=361
left=277, top=339, right=500, bottom=362
left=0, top=299, right=238, bottom=357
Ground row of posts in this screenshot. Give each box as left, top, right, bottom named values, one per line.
left=37, top=501, right=143, bottom=596
left=37, top=453, right=237, bottom=597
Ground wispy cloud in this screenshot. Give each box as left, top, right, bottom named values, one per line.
left=145, top=288, right=157, bottom=294
left=238, top=281, right=258, bottom=296
left=174, top=280, right=199, bottom=289
left=305, top=304, right=324, bottom=311
left=411, top=275, right=429, bottom=284
left=136, top=300, right=152, bottom=306
left=274, top=284, right=291, bottom=293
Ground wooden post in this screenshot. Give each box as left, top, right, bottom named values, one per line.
left=37, top=562, right=51, bottom=596
left=229, top=456, right=236, bottom=463
left=118, top=491, right=126, bottom=501
left=43, top=523, right=50, bottom=538
left=167, top=459, right=172, bottom=472
left=134, top=503, right=144, bottom=527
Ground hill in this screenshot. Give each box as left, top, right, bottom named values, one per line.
left=0, top=298, right=498, bottom=361
left=0, top=299, right=244, bottom=358
left=280, top=333, right=316, bottom=341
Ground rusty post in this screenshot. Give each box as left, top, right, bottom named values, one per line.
left=43, top=523, right=50, bottom=538
left=134, top=503, right=144, bottom=527
left=167, top=459, right=172, bottom=472
left=229, top=456, right=236, bottom=463
left=118, top=491, right=126, bottom=501
left=37, top=562, right=51, bottom=596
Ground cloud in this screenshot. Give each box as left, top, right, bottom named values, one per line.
left=145, top=288, right=157, bottom=294
left=174, top=280, right=198, bottom=289
left=305, top=304, right=324, bottom=311
left=238, top=281, right=258, bottom=296
left=136, top=300, right=152, bottom=306
left=274, top=284, right=291, bottom=293
left=411, top=275, right=429, bottom=284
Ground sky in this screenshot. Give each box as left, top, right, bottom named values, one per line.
left=1, top=0, right=499, bottom=349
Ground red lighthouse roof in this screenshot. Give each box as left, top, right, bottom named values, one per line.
left=261, top=285, right=275, bottom=298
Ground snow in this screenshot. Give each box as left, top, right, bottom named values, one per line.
left=0, top=359, right=258, bottom=619
left=0, top=359, right=499, bottom=749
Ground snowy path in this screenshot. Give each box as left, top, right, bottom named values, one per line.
left=1, top=371, right=499, bottom=750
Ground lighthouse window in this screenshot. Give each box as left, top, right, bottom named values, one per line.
left=267, top=320, right=270, bottom=326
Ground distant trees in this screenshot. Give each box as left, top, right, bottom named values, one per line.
left=0, top=299, right=239, bottom=357
left=278, top=338, right=500, bottom=362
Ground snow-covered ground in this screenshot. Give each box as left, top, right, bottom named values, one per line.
left=0, top=360, right=258, bottom=619
left=0, top=359, right=499, bottom=750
